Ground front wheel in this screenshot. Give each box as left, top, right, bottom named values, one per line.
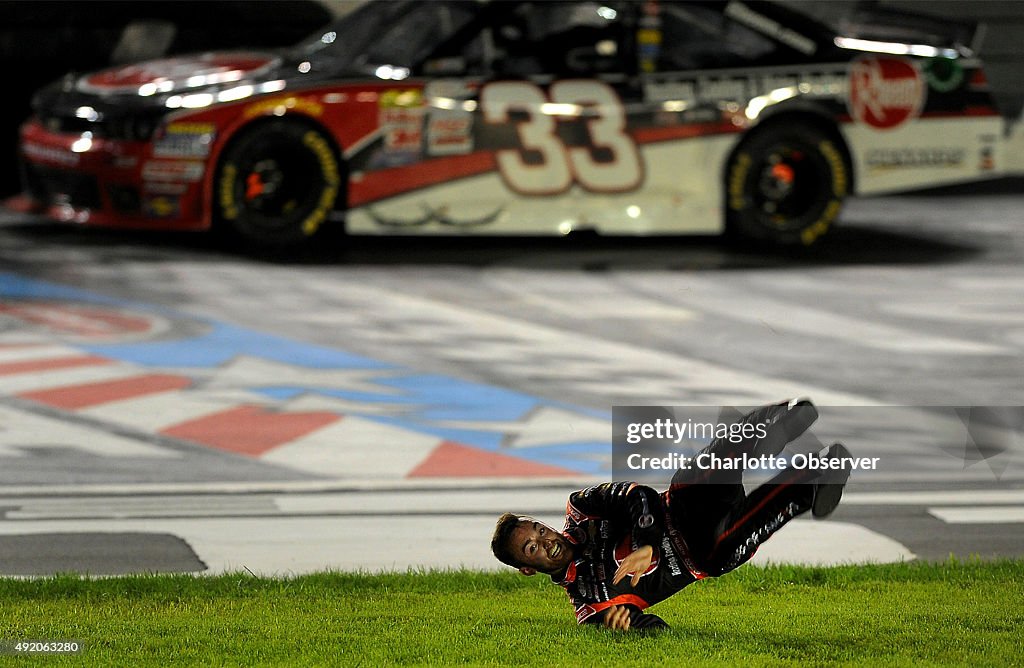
left=725, top=125, right=849, bottom=246
left=215, top=121, right=342, bottom=247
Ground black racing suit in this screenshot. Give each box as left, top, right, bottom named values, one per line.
left=554, top=481, right=690, bottom=629
left=553, top=405, right=821, bottom=629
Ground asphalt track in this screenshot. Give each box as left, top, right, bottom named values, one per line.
left=0, top=178, right=1022, bottom=575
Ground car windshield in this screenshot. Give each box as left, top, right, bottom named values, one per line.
left=290, top=0, right=477, bottom=74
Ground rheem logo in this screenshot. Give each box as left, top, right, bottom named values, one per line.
left=849, top=56, right=925, bottom=130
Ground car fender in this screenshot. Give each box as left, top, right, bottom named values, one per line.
left=191, top=100, right=344, bottom=231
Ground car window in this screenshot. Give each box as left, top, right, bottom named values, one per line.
left=492, top=1, right=629, bottom=77
left=657, top=3, right=777, bottom=71
left=363, top=3, right=477, bottom=68
left=294, top=1, right=476, bottom=74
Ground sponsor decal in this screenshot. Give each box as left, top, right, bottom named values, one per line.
left=425, top=80, right=474, bottom=156
left=298, top=130, right=341, bottom=236
left=365, top=203, right=503, bottom=229
left=979, top=145, right=995, bottom=171
left=153, top=123, right=216, bottom=158
left=143, top=195, right=182, bottom=218
left=243, top=96, right=324, bottom=119
left=426, top=116, right=473, bottom=155
left=924, top=57, right=964, bottom=93
left=848, top=56, right=925, bottom=130
left=722, top=502, right=800, bottom=572
left=0, top=300, right=173, bottom=344
left=22, top=143, right=79, bottom=167
left=143, top=182, right=188, bottom=195
left=637, top=0, right=663, bottom=73
left=728, top=152, right=752, bottom=211
left=379, top=88, right=425, bottom=154
left=660, top=536, right=683, bottom=576
left=643, top=70, right=846, bottom=105
left=142, top=160, right=205, bottom=182
left=613, top=534, right=660, bottom=577
left=576, top=604, right=598, bottom=623
left=218, top=163, right=239, bottom=220
left=866, top=147, right=965, bottom=171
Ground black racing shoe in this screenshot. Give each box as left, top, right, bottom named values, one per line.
left=750, top=397, right=819, bottom=459
left=812, top=442, right=853, bottom=519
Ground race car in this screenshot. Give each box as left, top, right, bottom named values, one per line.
left=7, top=0, right=1015, bottom=247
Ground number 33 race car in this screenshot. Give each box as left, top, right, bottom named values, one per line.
left=7, top=0, right=1016, bottom=248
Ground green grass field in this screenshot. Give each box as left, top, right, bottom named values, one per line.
left=1, top=560, right=1022, bottom=666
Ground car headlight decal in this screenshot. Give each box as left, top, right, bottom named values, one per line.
left=153, top=123, right=216, bottom=158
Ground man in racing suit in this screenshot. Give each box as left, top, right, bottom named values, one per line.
left=490, top=399, right=853, bottom=632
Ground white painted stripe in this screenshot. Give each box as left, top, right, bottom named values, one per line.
left=751, top=520, right=916, bottom=565
left=626, top=274, right=1008, bottom=355
left=0, top=333, right=50, bottom=346
left=7, top=496, right=277, bottom=520
left=274, top=488, right=570, bottom=515
left=0, top=344, right=89, bottom=363
left=260, top=416, right=441, bottom=478
left=0, top=515, right=915, bottom=574
left=928, top=506, right=1024, bottom=524
left=516, top=290, right=695, bottom=320
left=0, top=364, right=145, bottom=393
left=843, top=490, right=1024, bottom=505
left=331, top=282, right=879, bottom=407
left=10, top=489, right=1024, bottom=521
left=0, top=477, right=595, bottom=498
left=1, top=488, right=571, bottom=520
left=0, top=405, right=177, bottom=459
left=80, top=389, right=274, bottom=432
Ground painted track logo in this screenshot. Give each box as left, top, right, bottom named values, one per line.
left=849, top=56, right=925, bottom=130
left=0, top=301, right=175, bottom=344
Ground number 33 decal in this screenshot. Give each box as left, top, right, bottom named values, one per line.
left=481, top=80, right=643, bottom=195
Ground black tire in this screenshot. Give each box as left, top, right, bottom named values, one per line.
left=725, top=124, right=849, bottom=247
left=214, top=121, right=342, bottom=247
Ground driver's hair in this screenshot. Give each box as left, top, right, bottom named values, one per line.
left=491, top=513, right=526, bottom=568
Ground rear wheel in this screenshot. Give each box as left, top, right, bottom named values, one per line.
left=725, top=124, right=848, bottom=246
left=215, top=121, right=342, bottom=247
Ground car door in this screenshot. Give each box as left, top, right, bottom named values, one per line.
left=350, top=1, right=650, bottom=236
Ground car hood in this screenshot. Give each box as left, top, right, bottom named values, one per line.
left=30, top=49, right=304, bottom=125
left=75, top=51, right=284, bottom=96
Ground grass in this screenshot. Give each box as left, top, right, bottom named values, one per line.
left=0, top=560, right=1022, bottom=666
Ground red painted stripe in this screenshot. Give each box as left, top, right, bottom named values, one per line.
left=950, top=106, right=1001, bottom=118
left=160, top=405, right=339, bottom=456
left=0, top=354, right=111, bottom=376
left=838, top=107, right=1002, bottom=125
left=631, top=121, right=742, bottom=145
left=0, top=303, right=153, bottom=338
left=349, top=151, right=497, bottom=207
left=407, top=441, right=579, bottom=478
left=18, top=374, right=192, bottom=409
left=349, top=122, right=745, bottom=207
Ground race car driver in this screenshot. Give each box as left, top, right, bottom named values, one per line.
left=490, top=399, right=854, bottom=632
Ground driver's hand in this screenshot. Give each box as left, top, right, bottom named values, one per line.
left=612, top=544, right=654, bottom=587
left=602, top=605, right=631, bottom=631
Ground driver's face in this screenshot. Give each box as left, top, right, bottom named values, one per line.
left=509, top=519, right=573, bottom=573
